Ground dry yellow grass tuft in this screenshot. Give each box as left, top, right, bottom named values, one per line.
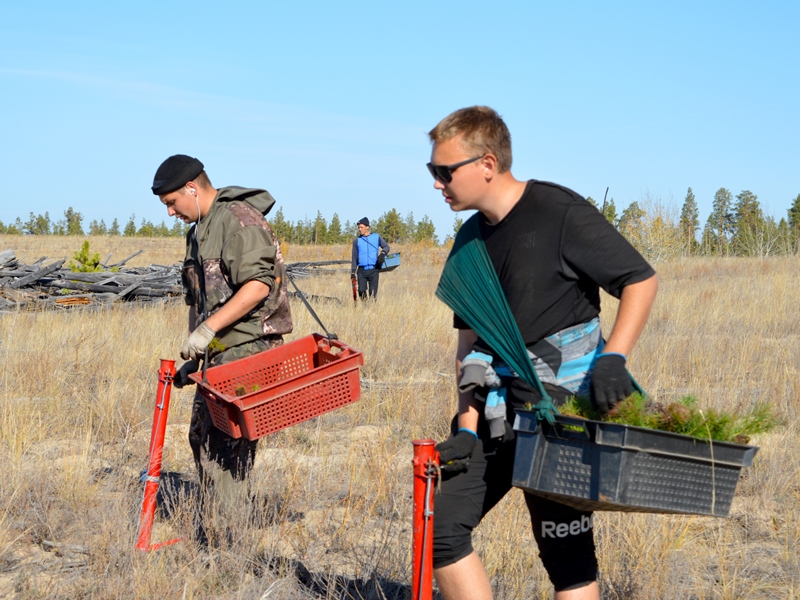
left=0, top=238, right=798, bottom=598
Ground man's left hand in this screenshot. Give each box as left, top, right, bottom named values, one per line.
left=181, top=322, right=216, bottom=360
left=590, top=354, right=633, bottom=415
left=174, top=360, right=200, bottom=388
left=435, top=429, right=478, bottom=473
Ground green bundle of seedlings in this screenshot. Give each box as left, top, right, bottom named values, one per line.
left=557, top=393, right=782, bottom=444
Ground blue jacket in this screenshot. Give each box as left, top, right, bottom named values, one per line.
left=351, top=232, right=390, bottom=271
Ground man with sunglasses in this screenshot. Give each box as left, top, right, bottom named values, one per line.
left=152, top=154, right=293, bottom=544
left=427, top=107, right=658, bottom=599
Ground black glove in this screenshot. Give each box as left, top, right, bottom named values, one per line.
left=435, top=429, right=478, bottom=473
left=590, top=354, right=633, bottom=416
left=174, top=360, right=200, bottom=389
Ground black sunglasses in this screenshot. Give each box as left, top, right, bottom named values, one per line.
left=426, top=155, right=484, bottom=183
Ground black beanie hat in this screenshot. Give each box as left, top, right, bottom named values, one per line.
left=151, top=155, right=204, bottom=195
left=357, top=217, right=369, bottom=227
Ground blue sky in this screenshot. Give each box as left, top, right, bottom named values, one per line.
left=1, top=1, right=798, bottom=240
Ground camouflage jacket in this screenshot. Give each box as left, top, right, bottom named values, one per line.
left=182, top=186, right=293, bottom=356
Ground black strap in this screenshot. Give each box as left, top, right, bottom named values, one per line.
left=287, top=274, right=338, bottom=343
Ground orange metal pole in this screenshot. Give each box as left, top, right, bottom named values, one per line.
left=136, top=359, right=182, bottom=551
left=412, top=439, right=438, bottom=600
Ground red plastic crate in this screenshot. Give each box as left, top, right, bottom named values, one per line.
left=188, top=333, right=364, bottom=441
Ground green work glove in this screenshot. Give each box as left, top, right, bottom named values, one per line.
left=181, top=322, right=216, bottom=361
left=435, top=429, right=478, bottom=473
left=173, top=360, right=199, bottom=389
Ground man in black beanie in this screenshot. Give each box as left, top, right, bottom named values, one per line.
left=152, top=154, right=293, bottom=541
left=350, top=217, right=390, bottom=300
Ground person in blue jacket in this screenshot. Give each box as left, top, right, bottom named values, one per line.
left=350, top=217, right=390, bottom=300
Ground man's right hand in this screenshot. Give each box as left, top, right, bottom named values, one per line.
left=590, top=353, right=633, bottom=415
left=174, top=360, right=199, bottom=389
left=181, top=322, right=216, bottom=361
left=435, top=429, right=478, bottom=473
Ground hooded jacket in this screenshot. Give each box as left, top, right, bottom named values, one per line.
left=182, top=186, right=293, bottom=355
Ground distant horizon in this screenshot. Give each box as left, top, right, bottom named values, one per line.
left=3, top=183, right=799, bottom=237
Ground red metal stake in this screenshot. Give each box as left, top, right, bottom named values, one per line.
left=136, top=359, right=183, bottom=551
left=412, top=439, right=439, bottom=600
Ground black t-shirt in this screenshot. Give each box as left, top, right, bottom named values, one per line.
left=453, top=180, right=655, bottom=346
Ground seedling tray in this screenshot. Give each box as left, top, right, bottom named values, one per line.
left=189, top=334, right=363, bottom=441
left=512, top=411, right=758, bottom=516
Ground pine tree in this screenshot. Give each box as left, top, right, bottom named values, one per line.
left=601, top=198, right=618, bottom=226
left=137, top=219, right=155, bottom=237
left=312, top=211, right=328, bottom=244
left=295, top=218, right=313, bottom=244
left=413, top=215, right=438, bottom=245
left=700, top=221, right=717, bottom=255
left=124, top=214, right=137, bottom=236
left=64, top=207, right=84, bottom=236
left=679, top=188, right=699, bottom=255
left=154, top=221, right=171, bottom=237
left=404, top=212, right=416, bottom=243
left=328, top=213, right=343, bottom=244
left=787, top=193, right=800, bottom=252
left=777, top=217, right=795, bottom=254
left=89, top=219, right=107, bottom=236
left=731, top=190, right=765, bottom=255
left=709, top=188, right=733, bottom=256
left=375, top=209, right=403, bottom=243
left=109, top=218, right=121, bottom=236
left=269, top=207, right=293, bottom=243
left=24, top=212, right=52, bottom=235
left=170, top=219, right=185, bottom=237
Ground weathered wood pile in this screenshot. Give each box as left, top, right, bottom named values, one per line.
left=0, top=250, right=351, bottom=312
left=285, top=260, right=350, bottom=278
left=0, top=249, right=183, bottom=312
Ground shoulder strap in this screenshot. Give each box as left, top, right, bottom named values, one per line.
left=286, top=274, right=338, bottom=343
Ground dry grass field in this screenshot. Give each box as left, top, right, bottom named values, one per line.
left=0, top=234, right=798, bottom=599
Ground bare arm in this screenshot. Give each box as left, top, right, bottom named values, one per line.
left=456, top=328, right=481, bottom=432
left=202, top=280, right=271, bottom=334
left=602, top=274, right=658, bottom=356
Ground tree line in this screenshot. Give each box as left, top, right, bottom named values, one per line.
left=0, top=207, right=444, bottom=245
left=0, top=210, right=189, bottom=238
left=3, top=189, right=800, bottom=259
left=587, top=188, right=800, bottom=259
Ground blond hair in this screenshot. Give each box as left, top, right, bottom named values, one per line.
left=428, top=106, right=513, bottom=172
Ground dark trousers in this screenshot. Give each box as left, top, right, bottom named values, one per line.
left=188, top=337, right=283, bottom=545
left=432, top=411, right=598, bottom=592
left=189, top=338, right=283, bottom=488
left=357, top=267, right=380, bottom=299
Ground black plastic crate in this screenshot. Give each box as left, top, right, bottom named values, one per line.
left=512, top=411, right=758, bottom=516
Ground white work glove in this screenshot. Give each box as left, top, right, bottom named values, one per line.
left=181, top=322, right=216, bottom=360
